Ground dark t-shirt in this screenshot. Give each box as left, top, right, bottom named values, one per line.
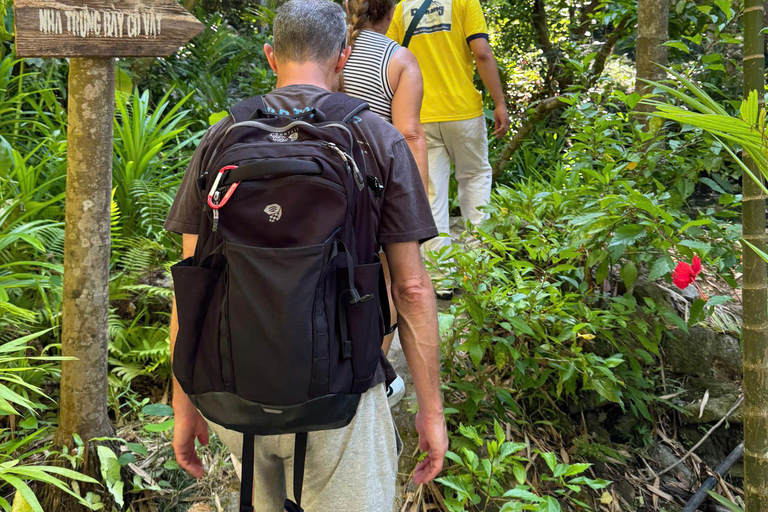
left=164, top=84, right=437, bottom=387
left=164, top=84, right=437, bottom=247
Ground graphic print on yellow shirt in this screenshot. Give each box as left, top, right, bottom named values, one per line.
left=408, top=1, right=453, bottom=36
left=388, top=0, right=488, bottom=123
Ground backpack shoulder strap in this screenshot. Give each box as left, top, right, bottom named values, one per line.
left=403, top=0, right=432, bottom=48
left=228, top=96, right=267, bottom=123
left=320, top=92, right=369, bottom=124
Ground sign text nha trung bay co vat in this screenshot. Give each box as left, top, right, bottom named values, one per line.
left=38, top=4, right=162, bottom=39
left=15, top=0, right=204, bottom=58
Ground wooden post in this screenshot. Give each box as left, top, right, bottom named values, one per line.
left=14, top=0, right=203, bottom=506
left=57, top=57, right=115, bottom=445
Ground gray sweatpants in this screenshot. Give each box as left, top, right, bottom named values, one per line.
left=208, top=384, right=401, bottom=512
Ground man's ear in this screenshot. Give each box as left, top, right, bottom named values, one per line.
left=335, top=46, right=352, bottom=74
left=264, top=43, right=278, bottom=73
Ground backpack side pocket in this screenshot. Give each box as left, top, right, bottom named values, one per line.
left=341, top=259, right=385, bottom=392
left=171, top=258, right=226, bottom=393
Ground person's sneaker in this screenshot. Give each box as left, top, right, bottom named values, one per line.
left=435, top=288, right=454, bottom=301
left=386, top=375, right=406, bottom=408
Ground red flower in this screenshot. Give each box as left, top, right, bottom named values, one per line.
left=672, top=255, right=707, bottom=300
left=672, top=255, right=701, bottom=289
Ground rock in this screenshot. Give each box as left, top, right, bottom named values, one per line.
left=633, top=278, right=688, bottom=315
left=677, top=284, right=701, bottom=302
left=663, top=327, right=741, bottom=382
left=649, top=443, right=692, bottom=484
left=681, top=392, right=742, bottom=425
left=677, top=377, right=742, bottom=424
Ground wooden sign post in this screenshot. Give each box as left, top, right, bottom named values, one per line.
left=13, top=2, right=202, bottom=504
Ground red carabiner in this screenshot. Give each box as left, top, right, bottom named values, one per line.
left=207, top=165, right=240, bottom=210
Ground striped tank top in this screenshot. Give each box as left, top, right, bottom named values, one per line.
left=344, top=30, right=401, bottom=123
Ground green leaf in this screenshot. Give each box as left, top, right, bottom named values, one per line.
left=714, top=0, right=732, bottom=18
left=115, top=67, right=133, bottom=95
left=508, top=317, right=535, bottom=337
left=610, top=224, right=646, bottom=247
left=0, top=136, right=12, bottom=171
left=18, top=416, right=37, bottom=430
left=163, top=459, right=181, bottom=470
left=209, top=110, right=229, bottom=126
left=595, top=259, right=609, bottom=285
left=144, top=418, right=174, bottom=433
left=127, top=443, right=148, bottom=456
left=539, top=496, right=562, bottom=512
left=699, top=177, right=726, bottom=194
left=707, top=295, right=732, bottom=306
left=707, top=491, right=744, bottom=512
left=97, top=446, right=124, bottom=508
left=663, top=40, right=690, bottom=53
left=648, top=258, right=672, bottom=282
left=117, top=453, right=135, bottom=466
left=141, top=403, right=173, bottom=417
left=503, top=487, right=541, bottom=502
left=689, top=298, right=706, bottom=325
left=539, top=452, right=557, bottom=472
left=588, top=379, right=621, bottom=403
left=620, top=261, right=638, bottom=288
left=512, top=463, right=527, bottom=485
left=563, top=463, right=591, bottom=477
left=679, top=240, right=712, bottom=254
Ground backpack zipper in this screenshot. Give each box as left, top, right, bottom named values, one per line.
left=225, top=120, right=366, bottom=191
left=324, top=142, right=365, bottom=189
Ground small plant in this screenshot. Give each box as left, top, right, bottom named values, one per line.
left=438, top=421, right=609, bottom=511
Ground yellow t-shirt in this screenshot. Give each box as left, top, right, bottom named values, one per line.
left=387, top=0, right=489, bottom=123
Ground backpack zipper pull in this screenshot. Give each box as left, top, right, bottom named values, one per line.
left=326, top=142, right=365, bottom=191
left=212, top=191, right=220, bottom=232
left=326, top=142, right=352, bottom=175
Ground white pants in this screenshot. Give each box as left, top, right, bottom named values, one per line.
left=422, top=115, right=492, bottom=253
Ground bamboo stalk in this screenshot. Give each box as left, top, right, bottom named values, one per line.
left=742, top=0, right=768, bottom=508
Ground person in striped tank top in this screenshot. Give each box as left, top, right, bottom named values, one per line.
left=343, top=0, right=429, bottom=409
left=344, top=0, right=427, bottom=192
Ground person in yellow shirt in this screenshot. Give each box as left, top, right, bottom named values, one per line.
left=387, top=0, right=510, bottom=298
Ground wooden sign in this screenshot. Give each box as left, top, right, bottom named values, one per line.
left=14, top=0, right=205, bottom=58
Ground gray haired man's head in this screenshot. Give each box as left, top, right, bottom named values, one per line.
left=273, top=0, right=348, bottom=63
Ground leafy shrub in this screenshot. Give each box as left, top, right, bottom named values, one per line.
left=438, top=421, right=609, bottom=511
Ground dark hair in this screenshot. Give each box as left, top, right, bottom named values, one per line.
left=273, top=0, right=348, bottom=63
left=347, top=0, right=397, bottom=45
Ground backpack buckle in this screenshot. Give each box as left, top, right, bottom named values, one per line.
left=207, top=165, right=240, bottom=210
left=367, top=175, right=384, bottom=198
left=348, top=288, right=374, bottom=304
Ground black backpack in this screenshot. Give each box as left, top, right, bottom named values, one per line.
left=171, top=93, right=391, bottom=512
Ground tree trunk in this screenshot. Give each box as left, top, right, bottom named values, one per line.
left=40, top=57, right=116, bottom=510
left=742, top=0, right=768, bottom=508
left=634, top=0, right=669, bottom=114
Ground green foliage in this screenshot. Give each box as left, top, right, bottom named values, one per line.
left=439, top=421, right=609, bottom=511
left=113, top=88, right=200, bottom=238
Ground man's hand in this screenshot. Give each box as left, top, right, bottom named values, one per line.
left=173, top=400, right=209, bottom=478
left=493, top=103, right=511, bottom=138
left=413, top=411, right=448, bottom=484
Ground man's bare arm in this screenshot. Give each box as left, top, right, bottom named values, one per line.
left=384, top=240, right=446, bottom=484
left=469, top=37, right=510, bottom=138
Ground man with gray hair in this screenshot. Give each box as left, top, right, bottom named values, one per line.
left=165, top=0, right=447, bottom=510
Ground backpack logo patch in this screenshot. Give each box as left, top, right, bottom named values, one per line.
left=264, top=204, right=282, bottom=222
left=267, top=129, right=299, bottom=142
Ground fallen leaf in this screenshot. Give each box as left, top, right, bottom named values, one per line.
left=699, top=389, right=710, bottom=419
